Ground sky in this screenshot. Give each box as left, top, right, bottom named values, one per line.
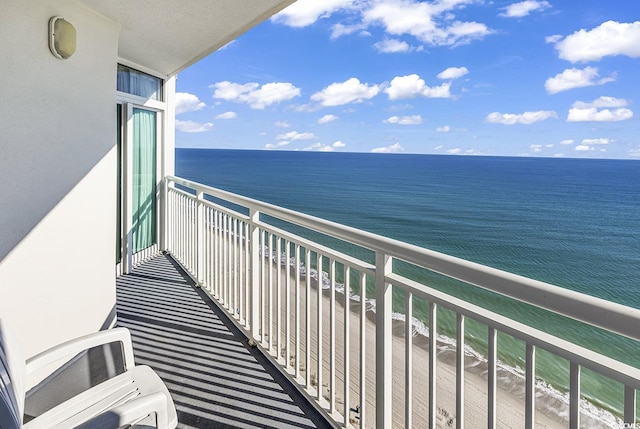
left=174, top=0, right=640, bottom=159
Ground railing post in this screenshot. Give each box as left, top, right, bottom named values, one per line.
left=196, top=190, right=205, bottom=286
left=375, top=252, right=392, bottom=428
left=624, top=385, right=636, bottom=425
left=249, top=208, right=261, bottom=341
left=525, top=343, right=536, bottom=429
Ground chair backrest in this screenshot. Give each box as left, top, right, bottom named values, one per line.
left=0, top=318, right=25, bottom=429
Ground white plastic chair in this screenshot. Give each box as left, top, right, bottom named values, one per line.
left=0, top=319, right=177, bottom=428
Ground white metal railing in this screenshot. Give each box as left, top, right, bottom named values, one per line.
left=164, top=175, right=640, bottom=429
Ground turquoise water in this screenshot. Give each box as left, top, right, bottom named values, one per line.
left=176, top=148, right=640, bottom=424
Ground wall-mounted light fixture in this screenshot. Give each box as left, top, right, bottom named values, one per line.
left=49, top=16, right=76, bottom=60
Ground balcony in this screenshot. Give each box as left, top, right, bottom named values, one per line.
left=117, top=175, right=640, bottom=428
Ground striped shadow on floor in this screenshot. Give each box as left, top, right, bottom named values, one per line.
left=116, top=254, right=330, bottom=429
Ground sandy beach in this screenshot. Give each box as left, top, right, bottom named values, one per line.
left=252, top=259, right=568, bottom=429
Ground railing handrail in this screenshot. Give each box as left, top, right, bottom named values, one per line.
left=166, top=175, right=640, bottom=343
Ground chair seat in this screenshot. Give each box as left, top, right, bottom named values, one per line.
left=23, top=365, right=177, bottom=429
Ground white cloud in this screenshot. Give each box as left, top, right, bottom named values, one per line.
left=277, top=131, right=316, bottom=141
left=560, top=139, right=574, bottom=145
left=175, top=92, right=206, bottom=115
left=574, top=138, right=611, bottom=153
left=271, top=0, right=354, bottom=27
left=447, top=148, right=463, bottom=154
left=307, top=141, right=347, bottom=152
left=437, top=125, right=451, bottom=132
left=384, top=115, right=423, bottom=125
left=486, top=110, right=557, bottom=125
left=277, top=0, right=492, bottom=48
left=499, top=1, right=551, bottom=18
left=211, top=81, right=301, bottom=109
left=529, top=144, right=543, bottom=152
left=568, top=108, right=633, bottom=122
left=332, top=140, right=346, bottom=148
left=385, top=74, right=451, bottom=100
left=330, top=23, right=368, bottom=39
left=582, top=138, right=612, bottom=145
left=374, top=38, right=418, bottom=53
left=545, top=34, right=562, bottom=44
left=362, top=0, right=492, bottom=46
left=371, top=142, right=404, bottom=153
left=572, top=96, right=630, bottom=109
left=275, top=121, right=291, bottom=128
left=567, top=96, right=633, bottom=122
left=175, top=120, right=213, bottom=133
left=265, top=141, right=292, bottom=149
left=318, top=114, right=338, bottom=124
left=629, top=147, right=640, bottom=158
left=553, top=21, right=640, bottom=63
left=311, top=78, right=381, bottom=106
left=544, top=67, right=615, bottom=94
left=215, top=111, right=237, bottom=120
left=437, top=67, right=469, bottom=80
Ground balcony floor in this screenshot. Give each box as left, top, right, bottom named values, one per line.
left=116, top=254, right=330, bottom=429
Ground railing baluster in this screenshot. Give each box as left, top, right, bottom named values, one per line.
left=305, top=247, right=311, bottom=390
left=429, top=301, right=437, bottom=429
left=179, top=193, right=182, bottom=259
left=277, top=237, right=282, bottom=362
left=570, top=362, right=580, bottom=429
left=488, top=327, right=497, bottom=429
left=233, top=217, right=238, bottom=317
left=249, top=209, right=260, bottom=341
left=285, top=240, right=291, bottom=370
left=223, top=214, right=229, bottom=307
left=624, top=385, right=636, bottom=425
left=330, top=258, right=336, bottom=413
left=405, top=291, right=413, bottom=429
left=190, top=198, right=194, bottom=271
left=525, top=343, right=536, bottom=429
left=237, top=219, right=242, bottom=319
left=456, top=313, right=465, bottom=429
left=244, top=221, right=250, bottom=327
left=215, top=210, right=221, bottom=298
left=359, top=271, right=366, bottom=429
left=343, top=266, right=351, bottom=428
left=204, top=207, right=210, bottom=291
left=375, top=252, right=392, bottom=429
left=227, top=214, right=233, bottom=309
left=317, top=253, right=323, bottom=402
left=196, top=191, right=204, bottom=286
left=295, top=244, right=301, bottom=379
left=268, top=233, right=274, bottom=352
left=178, top=193, right=181, bottom=260
left=260, top=230, right=266, bottom=344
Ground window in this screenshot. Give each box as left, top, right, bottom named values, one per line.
left=117, top=64, right=163, bottom=101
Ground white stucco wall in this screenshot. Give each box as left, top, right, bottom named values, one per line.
left=0, top=0, right=120, bottom=358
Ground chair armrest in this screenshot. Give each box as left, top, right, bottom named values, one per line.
left=25, top=328, right=136, bottom=376
left=73, top=392, right=172, bottom=429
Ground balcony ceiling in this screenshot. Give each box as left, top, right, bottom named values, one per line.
left=82, top=0, right=296, bottom=76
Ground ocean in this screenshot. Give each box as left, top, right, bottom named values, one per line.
left=176, top=148, right=640, bottom=425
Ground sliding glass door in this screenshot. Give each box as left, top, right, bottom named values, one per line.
left=116, top=103, right=159, bottom=273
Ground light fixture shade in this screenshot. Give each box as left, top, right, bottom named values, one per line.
left=49, top=16, right=76, bottom=59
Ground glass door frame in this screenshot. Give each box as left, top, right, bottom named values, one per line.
left=116, top=98, right=165, bottom=274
